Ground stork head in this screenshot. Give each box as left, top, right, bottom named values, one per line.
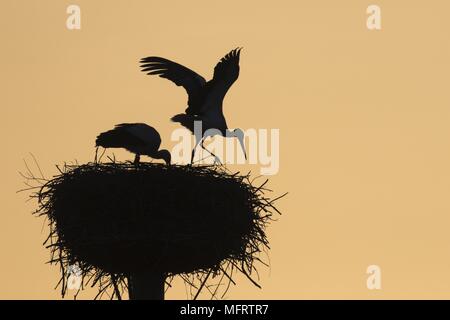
left=231, top=128, right=247, bottom=160
left=153, top=149, right=172, bottom=165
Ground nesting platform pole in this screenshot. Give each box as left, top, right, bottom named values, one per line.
left=128, top=272, right=166, bottom=300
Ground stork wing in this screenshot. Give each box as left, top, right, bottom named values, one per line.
left=115, top=123, right=161, bottom=149
left=140, top=56, right=206, bottom=97
left=211, top=48, right=241, bottom=93
left=199, top=48, right=241, bottom=114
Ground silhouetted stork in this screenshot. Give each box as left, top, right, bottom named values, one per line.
left=140, top=48, right=246, bottom=163
left=96, top=123, right=171, bottom=164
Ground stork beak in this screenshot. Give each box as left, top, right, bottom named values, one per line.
left=237, top=134, right=247, bottom=160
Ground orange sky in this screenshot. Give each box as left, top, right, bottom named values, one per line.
left=2, top=0, right=450, bottom=299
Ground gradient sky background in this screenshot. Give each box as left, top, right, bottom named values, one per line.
left=2, top=0, right=450, bottom=299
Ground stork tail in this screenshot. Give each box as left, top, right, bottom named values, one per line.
left=171, top=113, right=196, bottom=133
left=96, top=130, right=127, bottom=148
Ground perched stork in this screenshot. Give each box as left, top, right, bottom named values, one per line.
left=140, top=48, right=246, bottom=163
left=95, top=123, right=171, bottom=165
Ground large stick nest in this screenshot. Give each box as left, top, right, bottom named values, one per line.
left=28, top=161, right=284, bottom=299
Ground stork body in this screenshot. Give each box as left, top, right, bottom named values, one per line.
left=140, top=48, right=246, bottom=163
left=95, top=123, right=171, bottom=164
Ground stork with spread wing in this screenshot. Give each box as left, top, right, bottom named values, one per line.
left=140, top=48, right=246, bottom=163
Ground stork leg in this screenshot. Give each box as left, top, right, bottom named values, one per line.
left=134, top=154, right=140, bottom=165
left=191, top=137, right=203, bottom=164
left=201, top=139, right=222, bottom=165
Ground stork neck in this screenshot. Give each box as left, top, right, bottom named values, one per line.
left=149, top=150, right=164, bottom=159
left=149, top=149, right=171, bottom=165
